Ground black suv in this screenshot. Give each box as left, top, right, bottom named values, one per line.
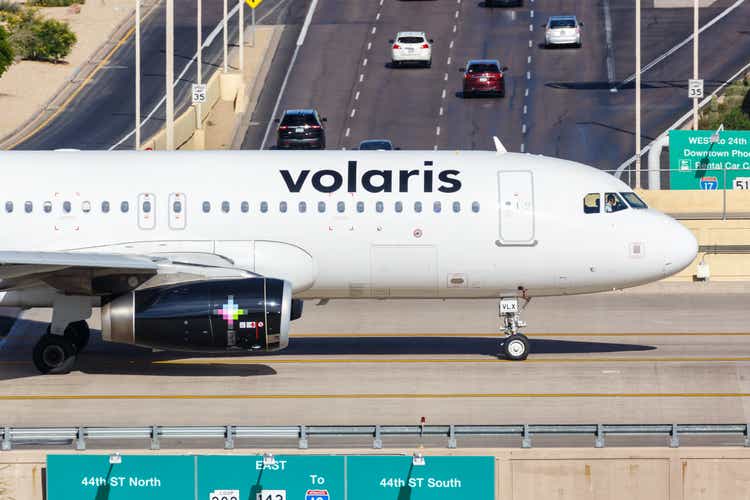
left=275, top=109, right=327, bottom=149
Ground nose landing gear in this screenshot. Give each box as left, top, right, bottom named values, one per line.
left=498, top=297, right=530, bottom=361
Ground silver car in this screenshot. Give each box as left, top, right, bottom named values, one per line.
left=544, top=15, right=583, bottom=48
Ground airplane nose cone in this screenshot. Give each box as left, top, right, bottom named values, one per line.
left=663, top=219, right=698, bottom=276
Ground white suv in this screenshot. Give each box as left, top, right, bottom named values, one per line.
left=390, top=31, right=433, bottom=68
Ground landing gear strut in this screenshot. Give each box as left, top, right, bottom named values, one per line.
left=498, top=297, right=530, bottom=361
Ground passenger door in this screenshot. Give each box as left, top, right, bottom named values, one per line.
left=497, top=171, right=536, bottom=245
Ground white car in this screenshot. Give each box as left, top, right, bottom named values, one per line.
left=544, top=15, right=583, bottom=48
left=390, top=31, right=433, bottom=68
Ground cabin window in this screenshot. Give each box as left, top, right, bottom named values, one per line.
left=142, top=200, right=152, bottom=213
left=202, top=201, right=211, bottom=213
left=101, top=201, right=110, bottom=213
left=260, top=201, right=269, bottom=213
left=24, top=201, right=32, bottom=213
left=356, top=201, right=365, bottom=213
left=4, top=201, right=12, bottom=213
left=583, top=193, right=600, bottom=214
left=298, top=201, right=307, bottom=213
left=173, top=201, right=183, bottom=213
left=222, top=201, right=230, bottom=213
left=82, top=201, right=91, bottom=213
left=318, top=201, right=326, bottom=213
left=452, top=201, right=461, bottom=213
left=395, top=201, right=403, bottom=213
left=241, top=201, right=249, bottom=213
left=121, top=201, right=130, bottom=213
left=433, top=201, right=442, bottom=213
left=63, top=201, right=72, bottom=213
left=472, top=201, right=480, bottom=213
left=414, top=201, right=423, bottom=213
left=279, top=201, right=288, bottom=213
left=44, top=201, right=53, bottom=213
left=375, top=201, right=384, bottom=213
left=337, top=201, right=345, bottom=213
left=621, top=192, right=648, bottom=209
left=604, top=193, right=628, bottom=213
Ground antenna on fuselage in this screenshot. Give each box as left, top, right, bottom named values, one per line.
left=493, top=136, right=507, bottom=154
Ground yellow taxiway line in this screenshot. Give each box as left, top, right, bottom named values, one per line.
left=153, top=356, right=750, bottom=364
left=291, top=332, right=750, bottom=337
left=2, top=392, right=750, bottom=401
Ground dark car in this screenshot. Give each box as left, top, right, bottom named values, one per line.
left=461, top=59, right=508, bottom=97
left=275, top=109, right=326, bottom=149
left=484, top=0, right=522, bottom=6
left=358, top=139, right=395, bottom=150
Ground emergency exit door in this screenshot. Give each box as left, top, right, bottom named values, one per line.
left=497, top=171, right=535, bottom=245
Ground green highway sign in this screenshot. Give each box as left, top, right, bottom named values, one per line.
left=47, top=454, right=194, bottom=500
left=669, top=130, right=750, bottom=190
left=48, top=454, right=495, bottom=500
left=347, top=455, right=495, bottom=499
left=198, top=455, right=344, bottom=500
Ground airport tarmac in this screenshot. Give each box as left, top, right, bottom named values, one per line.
left=1, top=281, right=749, bottom=428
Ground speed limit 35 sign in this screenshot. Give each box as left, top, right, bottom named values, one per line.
left=688, top=79, right=704, bottom=99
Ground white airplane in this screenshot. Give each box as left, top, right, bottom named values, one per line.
left=0, top=149, right=697, bottom=374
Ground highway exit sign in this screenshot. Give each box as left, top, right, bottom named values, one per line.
left=669, top=130, right=750, bottom=189
left=245, top=0, right=262, bottom=8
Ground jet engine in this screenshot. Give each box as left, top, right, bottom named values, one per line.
left=101, top=278, right=301, bottom=352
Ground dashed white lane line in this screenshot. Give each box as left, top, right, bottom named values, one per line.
left=523, top=105, right=527, bottom=114
left=521, top=143, right=525, bottom=153
left=350, top=109, right=356, bottom=118
left=526, top=71, right=531, bottom=80
left=528, top=40, right=532, bottom=48
left=530, top=9, right=534, bottom=18
left=522, top=124, right=527, bottom=134
left=439, top=107, right=444, bottom=116
left=371, top=26, right=377, bottom=34
left=449, top=40, right=454, bottom=49
left=355, top=91, right=360, bottom=100
left=436, top=126, right=441, bottom=136
left=345, top=127, right=350, bottom=137
left=363, top=58, right=368, bottom=67
left=529, top=24, right=533, bottom=32
left=527, top=55, right=532, bottom=64
left=376, top=12, right=380, bottom=21
left=379, top=0, right=383, bottom=5
left=441, top=89, right=446, bottom=99
left=525, top=88, right=529, bottom=97
left=447, top=56, right=452, bottom=65
left=455, top=10, right=459, bottom=18
left=434, top=145, right=438, bottom=150
left=453, top=24, right=457, bottom=33
left=444, top=72, right=448, bottom=81
left=367, top=41, right=371, bottom=51
left=359, top=73, right=364, bottom=82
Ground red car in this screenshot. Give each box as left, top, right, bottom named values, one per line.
left=461, top=59, right=508, bottom=97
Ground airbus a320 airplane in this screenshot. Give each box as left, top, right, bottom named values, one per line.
left=0, top=148, right=697, bottom=374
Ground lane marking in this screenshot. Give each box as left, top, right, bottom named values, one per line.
left=363, top=57, right=368, bottom=67
left=289, top=332, right=750, bottom=338
left=376, top=12, right=380, bottom=21
left=526, top=71, right=531, bottom=80
left=525, top=88, right=529, bottom=97
left=345, top=127, right=350, bottom=137
left=453, top=24, right=457, bottom=33
left=151, top=356, right=750, bottom=364
left=350, top=108, right=356, bottom=118
left=523, top=105, right=527, bottom=114
left=441, top=89, right=446, bottom=99
left=530, top=9, right=534, bottom=18
left=433, top=145, right=438, bottom=150
left=359, top=73, right=364, bottom=82
left=449, top=40, right=454, bottom=49
left=447, top=56, right=451, bottom=65
left=444, top=72, right=448, bottom=81
left=5, top=392, right=750, bottom=401
left=521, top=143, right=525, bottom=153
left=528, top=39, right=532, bottom=48
left=367, top=41, right=372, bottom=51
left=439, top=106, right=444, bottom=116
left=522, top=124, right=527, bottom=134
left=455, top=10, right=459, bottom=18
left=355, top=91, right=360, bottom=100
left=436, top=126, right=441, bottom=136
left=529, top=24, right=533, bottom=31
left=616, top=0, right=745, bottom=88
left=527, top=55, right=531, bottom=64
left=371, top=26, right=377, bottom=34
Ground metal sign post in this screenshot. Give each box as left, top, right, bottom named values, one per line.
left=246, top=0, right=263, bottom=48
left=166, top=0, right=174, bottom=150
left=239, top=0, right=244, bottom=71
left=135, top=0, right=141, bottom=149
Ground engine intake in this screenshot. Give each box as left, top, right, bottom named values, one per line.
left=101, top=278, right=294, bottom=352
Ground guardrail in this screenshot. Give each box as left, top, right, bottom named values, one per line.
left=2, top=424, right=749, bottom=451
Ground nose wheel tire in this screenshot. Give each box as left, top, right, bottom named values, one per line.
left=33, top=334, right=77, bottom=374
left=502, top=334, right=529, bottom=361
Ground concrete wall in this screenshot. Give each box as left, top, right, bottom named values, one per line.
left=4, top=447, right=750, bottom=500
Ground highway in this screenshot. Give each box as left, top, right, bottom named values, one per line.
left=242, top=0, right=750, bottom=174
left=2, top=282, right=750, bottom=427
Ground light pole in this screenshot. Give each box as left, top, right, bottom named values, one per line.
left=135, top=0, right=141, bottom=149
left=196, top=0, right=202, bottom=130
left=223, top=0, right=228, bottom=72
left=692, top=0, right=699, bottom=130
left=166, top=0, right=175, bottom=150
left=635, top=0, right=642, bottom=188
left=239, top=0, right=244, bottom=72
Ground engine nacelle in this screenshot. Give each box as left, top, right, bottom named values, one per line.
left=101, top=278, right=296, bottom=352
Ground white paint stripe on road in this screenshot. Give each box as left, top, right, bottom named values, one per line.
left=528, top=39, right=532, bottom=48
left=525, top=88, right=529, bottom=97
left=371, top=26, right=377, bottom=34
left=453, top=24, right=457, bottom=33
left=441, top=89, right=446, bottom=99
left=521, top=143, right=525, bottom=153
left=444, top=72, right=448, bottom=81
left=359, top=73, right=364, bottom=82
left=350, top=109, right=356, bottom=118
left=345, top=127, right=350, bottom=137
left=449, top=40, right=454, bottom=49
left=447, top=56, right=451, bottom=65
left=439, top=106, right=444, bottom=116
left=529, top=24, right=533, bottom=31
left=530, top=10, right=534, bottom=18
left=355, top=91, right=360, bottom=100
left=526, top=71, right=531, bottom=80
left=110, top=0, right=293, bottom=150
left=523, top=105, right=527, bottom=114
left=617, top=0, right=746, bottom=88
left=363, top=58, right=368, bottom=66
left=522, top=124, right=527, bottom=134
left=376, top=12, right=380, bottom=21
left=367, top=42, right=371, bottom=51
left=602, top=0, right=616, bottom=89
left=527, top=55, right=531, bottom=64
left=436, top=126, right=441, bottom=136
left=433, top=145, right=438, bottom=150
left=455, top=10, right=459, bottom=18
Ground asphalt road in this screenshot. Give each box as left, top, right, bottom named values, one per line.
left=2, top=282, right=750, bottom=427
left=242, top=0, right=750, bottom=175
left=12, top=0, right=298, bottom=150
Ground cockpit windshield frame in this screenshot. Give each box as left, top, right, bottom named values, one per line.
left=620, top=192, right=648, bottom=209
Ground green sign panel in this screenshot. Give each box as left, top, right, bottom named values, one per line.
left=669, top=130, right=750, bottom=189
left=347, top=456, right=495, bottom=499
left=48, top=454, right=494, bottom=500
left=47, top=454, right=194, bottom=499
left=198, top=455, right=344, bottom=500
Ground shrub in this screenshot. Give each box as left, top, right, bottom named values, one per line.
left=29, top=17, right=75, bottom=61
left=27, top=0, right=84, bottom=6
left=0, top=25, right=13, bottom=77
left=722, top=108, right=750, bottom=131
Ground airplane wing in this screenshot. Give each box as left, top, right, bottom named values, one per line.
left=0, top=250, right=256, bottom=296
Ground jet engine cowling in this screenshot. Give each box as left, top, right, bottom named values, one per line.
left=101, top=278, right=296, bottom=352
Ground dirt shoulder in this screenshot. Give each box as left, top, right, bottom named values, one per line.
left=0, top=0, right=134, bottom=141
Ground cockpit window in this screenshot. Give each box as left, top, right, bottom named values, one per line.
left=604, top=192, right=628, bottom=213
left=583, top=193, right=600, bottom=214
left=621, top=192, right=648, bottom=209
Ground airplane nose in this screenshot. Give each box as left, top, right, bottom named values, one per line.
left=663, top=219, right=698, bottom=276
